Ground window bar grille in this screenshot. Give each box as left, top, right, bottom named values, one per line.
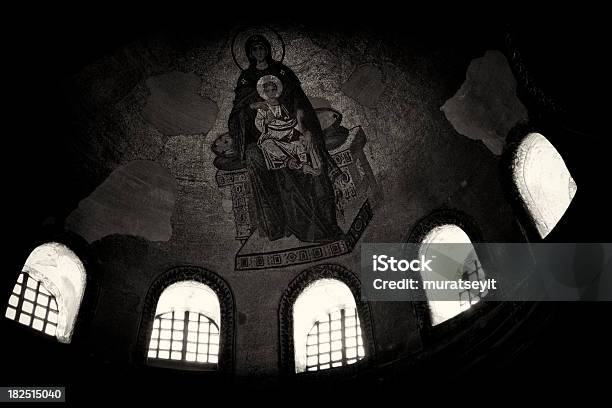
left=459, top=260, right=485, bottom=306
left=305, top=307, right=363, bottom=372
left=340, top=308, right=347, bottom=366
left=204, top=314, right=211, bottom=363
left=148, top=310, right=219, bottom=366
left=182, top=311, right=189, bottom=361
left=195, top=312, right=203, bottom=362
left=5, top=272, right=58, bottom=337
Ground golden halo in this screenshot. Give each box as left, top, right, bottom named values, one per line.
left=257, top=75, right=283, bottom=100
left=231, top=25, right=285, bottom=71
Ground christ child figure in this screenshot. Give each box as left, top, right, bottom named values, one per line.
left=251, top=75, right=321, bottom=175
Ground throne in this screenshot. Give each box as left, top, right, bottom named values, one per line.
left=212, top=108, right=379, bottom=270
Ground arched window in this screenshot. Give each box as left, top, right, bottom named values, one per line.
left=293, top=278, right=365, bottom=373
left=419, top=225, right=486, bottom=326
left=4, top=242, right=86, bottom=343
left=512, top=132, right=577, bottom=238
left=147, top=281, right=221, bottom=369
left=137, top=267, right=234, bottom=372
left=279, top=265, right=374, bottom=375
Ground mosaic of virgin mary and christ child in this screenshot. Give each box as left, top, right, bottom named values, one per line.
left=225, top=33, right=345, bottom=244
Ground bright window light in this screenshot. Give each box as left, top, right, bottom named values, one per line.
left=293, top=279, right=365, bottom=373
left=4, top=243, right=86, bottom=343
left=147, top=281, right=221, bottom=369
left=420, top=225, right=486, bottom=325
left=513, top=132, right=577, bottom=238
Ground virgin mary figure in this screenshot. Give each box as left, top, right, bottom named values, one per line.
left=228, top=34, right=344, bottom=243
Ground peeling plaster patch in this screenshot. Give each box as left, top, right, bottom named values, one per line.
left=142, top=71, right=219, bottom=136
left=65, top=160, right=177, bottom=243
left=441, top=50, right=528, bottom=155
left=160, top=134, right=216, bottom=187
left=309, top=97, right=332, bottom=109
left=341, top=64, right=386, bottom=108
left=158, top=134, right=237, bottom=246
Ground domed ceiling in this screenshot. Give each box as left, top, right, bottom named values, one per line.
left=5, top=18, right=609, bottom=392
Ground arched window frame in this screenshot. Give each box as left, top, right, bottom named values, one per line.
left=501, top=123, right=579, bottom=241
left=136, top=266, right=235, bottom=373
left=4, top=237, right=93, bottom=344
left=279, top=264, right=375, bottom=376
left=406, top=209, right=494, bottom=333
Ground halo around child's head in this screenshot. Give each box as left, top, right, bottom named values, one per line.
left=257, top=75, right=283, bottom=100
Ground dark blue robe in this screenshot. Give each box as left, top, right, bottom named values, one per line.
left=228, top=62, right=343, bottom=243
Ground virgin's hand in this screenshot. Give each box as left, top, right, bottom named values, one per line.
left=250, top=102, right=268, bottom=110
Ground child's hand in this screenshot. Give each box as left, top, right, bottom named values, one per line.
left=263, top=112, right=277, bottom=125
